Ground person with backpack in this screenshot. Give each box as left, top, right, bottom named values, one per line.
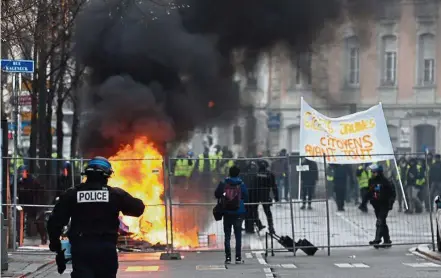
left=214, top=165, right=248, bottom=264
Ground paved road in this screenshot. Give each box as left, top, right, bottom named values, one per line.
left=196, top=201, right=435, bottom=251
left=27, top=246, right=441, bottom=278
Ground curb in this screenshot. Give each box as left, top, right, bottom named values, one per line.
left=18, top=260, right=55, bottom=278
left=415, top=244, right=441, bottom=262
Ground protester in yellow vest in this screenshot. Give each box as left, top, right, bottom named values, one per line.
left=416, top=159, right=429, bottom=212
left=357, top=163, right=372, bottom=212
left=406, top=158, right=424, bottom=213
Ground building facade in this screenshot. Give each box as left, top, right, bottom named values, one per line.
left=246, top=0, right=441, bottom=155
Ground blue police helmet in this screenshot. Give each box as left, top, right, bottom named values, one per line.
left=369, top=163, right=383, bottom=173
left=84, top=156, right=113, bottom=177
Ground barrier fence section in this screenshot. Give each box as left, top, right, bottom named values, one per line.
left=1, top=152, right=438, bottom=254
left=167, top=153, right=436, bottom=252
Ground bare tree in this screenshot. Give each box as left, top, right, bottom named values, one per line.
left=2, top=0, right=86, bottom=202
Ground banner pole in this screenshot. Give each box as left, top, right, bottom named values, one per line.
left=298, top=97, right=304, bottom=200
left=392, top=157, right=408, bottom=211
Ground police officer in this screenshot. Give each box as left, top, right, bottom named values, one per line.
left=47, top=156, right=145, bottom=277
left=367, top=164, right=396, bottom=248
left=251, top=160, right=279, bottom=234
left=300, top=158, right=318, bottom=210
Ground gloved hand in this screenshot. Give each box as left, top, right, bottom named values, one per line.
left=55, top=249, right=67, bottom=274
left=49, top=239, right=61, bottom=253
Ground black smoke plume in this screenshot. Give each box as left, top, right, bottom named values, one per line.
left=75, top=0, right=385, bottom=157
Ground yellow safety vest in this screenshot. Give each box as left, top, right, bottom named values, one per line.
left=198, top=154, right=217, bottom=172
left=174, top=159, right=194, bottom=178
left=416, top=164, right=425, bottom=186
left=223, top=160, right=235, bottom=175
left=326, top=167, right=334, bottom=181
left=357, top=166, right=371, bottom=189
left=10, top=156, right=24, bottom=174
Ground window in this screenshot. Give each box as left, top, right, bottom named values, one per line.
left=345, top=36, right=360, bottom=86
left=294, top=52, right=312, bottom=86
left=381, top=35, right=397, bottom=86
left=418, top=33, right=436, bottom=85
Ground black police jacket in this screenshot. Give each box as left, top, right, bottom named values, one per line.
left=367, top=175, right=396, bottom=208
left=250, top=170, right=279, bottom=203
left=47, top=182, right=145, bottom=243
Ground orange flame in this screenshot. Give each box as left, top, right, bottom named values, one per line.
left=108, top=137, right=198, bottom=248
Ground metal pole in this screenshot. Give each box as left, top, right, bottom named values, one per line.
left=425, top=151, right=436, bottom=251
left=70, top=160, right=74, bottom=187
left=162, top=159, right=169, bottom=253
left=392, top=157, right=408, bottom=210
left=297, top=157, right=302, bottom=200
left=287, top=155, right=296, bottom=256
left=323, top=154, right=331, bottom=256
left=0, top=128, right=3, bottom=213
left=80, top=158, right=84, bottom=183
left=12, top=73, right=18, bottom=251
left=167, top=157, right=175, bottom=253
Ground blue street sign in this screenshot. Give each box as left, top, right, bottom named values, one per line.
left=1, top=59, right=35, bottom=73
left=268, top=112, right=281, bottom=130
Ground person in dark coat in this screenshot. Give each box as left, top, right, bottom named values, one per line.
left=250, top=160, right=279, bottom=234
left=57, top=161, right=73, bottom=199
left=300, top=158, right=318, bottom=210
left=430, top=154, right=441, bottom=199
left=406, top=158, right=422, bottom=213
left=17, top=165, right=47, bottom=244
left=333, top=164, right=353, bottom=211
left=244, top=159, right=266, bottom=234
left=367, top=164, right=396, bottom=248
left=271, top=149, right=289, bottom=200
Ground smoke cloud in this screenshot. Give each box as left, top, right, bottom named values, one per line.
left=75, top=0, right=385, bottom=157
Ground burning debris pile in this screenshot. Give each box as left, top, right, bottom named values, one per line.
left=109, top=137, right=198, bottom=250
left=74, top=0, right=390, bottom=250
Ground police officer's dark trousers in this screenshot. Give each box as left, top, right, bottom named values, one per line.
left=373, top=206, right=390, bottom=242
left=334, top=182, right=346, bottom=211
left=261, top=203, right=274, bottom=233
left=245, top=204, right=264, bottom=232
left=359, top=187, right=369, bottom=210
left=70, top=237, right=118, bottom=278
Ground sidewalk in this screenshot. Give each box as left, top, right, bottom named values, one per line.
left=415, top=244, right=441, bottom=261
left=1, top=252, right=54, bottom=278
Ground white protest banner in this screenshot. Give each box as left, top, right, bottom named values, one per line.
left=299, top=98, right=394, bottom=164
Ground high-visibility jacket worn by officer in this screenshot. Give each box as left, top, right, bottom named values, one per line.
left=415, top=164, right=426, bottom=186
left=174, top=159, right=194, bottom=178
left=223, top=160, right=235, bottom=176
left=198, top=154, right=217, bottom=172
left=326, top=166, right=334, bottom=182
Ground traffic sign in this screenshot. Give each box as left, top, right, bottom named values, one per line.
left=267, top=112, right=282, bottom=130
left=1, top=59, right=35, bottom=73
